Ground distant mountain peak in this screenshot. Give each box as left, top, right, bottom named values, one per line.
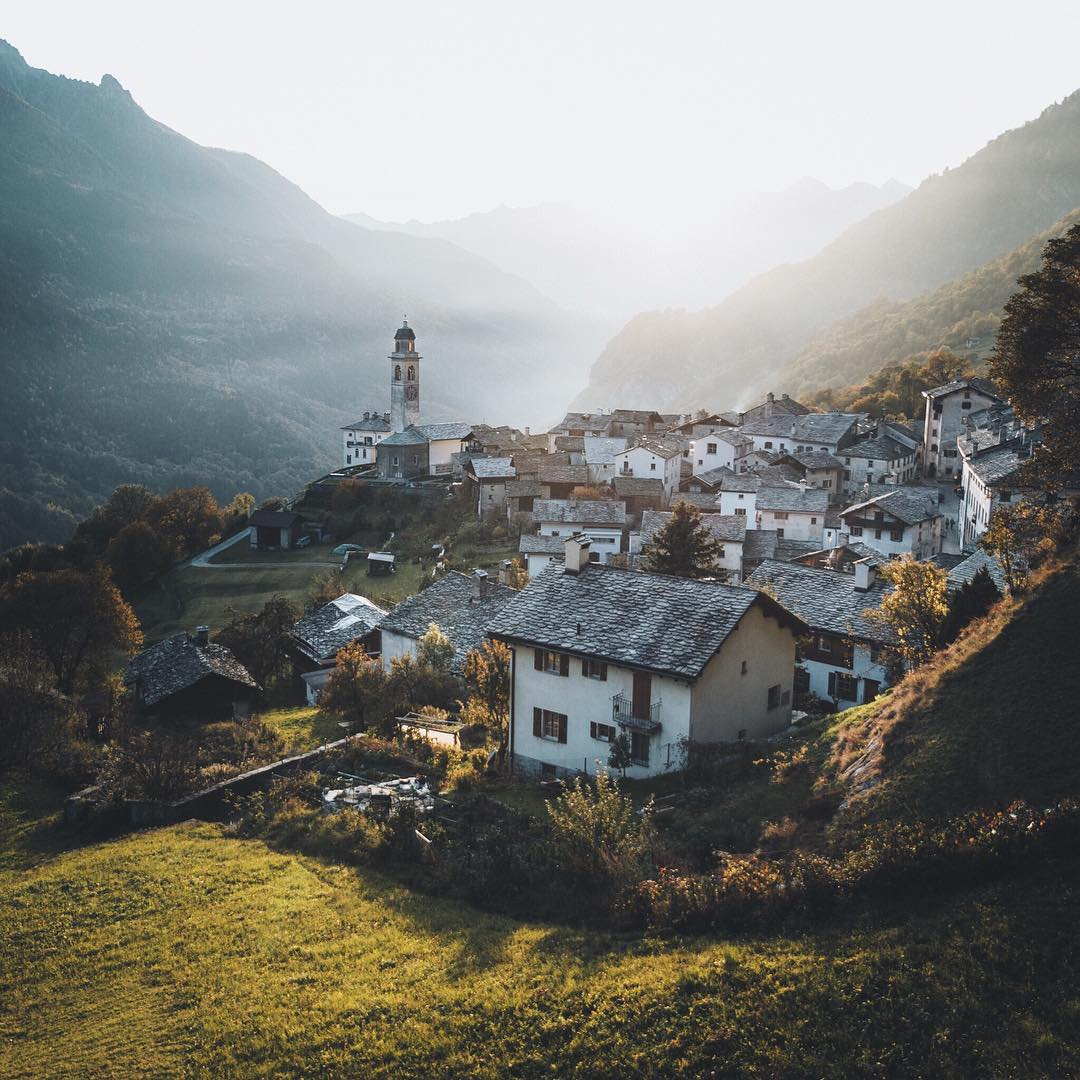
left=99, top=72, right=134, bottom=102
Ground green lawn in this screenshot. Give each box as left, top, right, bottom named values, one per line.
left=257, top=706, right=346, bottom=754
left=2, top=776, right=1080, bottom=1077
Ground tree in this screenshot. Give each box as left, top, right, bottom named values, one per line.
left=643, top=501, right=726, bottom=579
left=462, top=640, right=511, bottom=752
left=75, top=484, right=162, bottom=553
left=545, top=772, right=650, bottom=901
left=942, top=567, right=1001, bottom=643
left=149, top=486, right=224, bottom=559
left=865, top=556, right=949, bottom=669
left=104, top=521, right=173, bottom=594
left=223, top=492, right=256, bottom=531
left=417, top=622, right=454, bottom=673
left=991, top=223, right=1080, bottom=479
left=307, top=569, right=345, bottom=611
left=0, top=566, right=143, bottom=693
left=381, top=654, right=459, bottom=733
left=607, top=733, right=633, bottom=778
left=215, top=596, right=299, bottom=695
left=321, top=642, right=387, bottom=731
left=980, top=501, right=1072, bottom=591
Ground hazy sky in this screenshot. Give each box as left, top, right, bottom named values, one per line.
left=6, top=0, right=1080, bottom=223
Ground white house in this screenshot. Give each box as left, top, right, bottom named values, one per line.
left=921, top=377, right=1003, bottom=479
left=689, top=428, right=754, bottom=475
left=341, top=412, right=392, bottom=468
left=488, top=536, right=806, bottom=780
left=957, top=437, right=1032, bottom=551
left=531, top=499, right=627, bottom=564
left=583, top=436, right=629, bottom=486
left=754, top=485, right=829, bottom=543
left=715, top=474, right=760, bottom=518
left=518, top=533, right=566, bottom=578
left=464, top=456, right=516, bottom=516
left=637, top=509, right=746, bottom=579
left=774, top=450, right=845, bottom=494
left=747, top=557, right=895, bottom=709
left=837, top=489, right=942, bottom=559
left=378, top=569, right=517, bottom=674
left=736, top=412, right=862, bottom=459
left=613, top=439, right=682, bottom=500
left=839, top=434, right=918, bottom=494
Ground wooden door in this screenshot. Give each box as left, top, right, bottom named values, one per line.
left=632, top=672, right=652, bottom=720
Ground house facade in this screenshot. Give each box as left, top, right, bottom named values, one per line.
left=637, top=509, right=746, bottom=579
left=747, top=558, right=894, bottom=710
left=689, top=429, right=754, bottom=475
left=753, top=485, right=829, bottom=543
left=736, top=412, right=862, bottom=459
left=464, top=456, right=516, bottom=516
left=341, top=412, right=392, bottom=468
left=839, top=435, right=918, bottom=494
left=837, top=489, right=942, bottom=558
left=488, top=537, right=806, bottom=779
left=613, top=440, right=682, bottom=500
left=531, top=499, right=626, bottom=564
left=921, top=378, right=1003, bottom=478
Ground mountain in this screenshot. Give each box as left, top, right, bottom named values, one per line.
left=0, top=41, right=602, bottom=548
left=572, top=90, right=1080, bottom=413
left=779, top=208, right=1080, bottom=397
left=344, top=179, right=910, bottom=323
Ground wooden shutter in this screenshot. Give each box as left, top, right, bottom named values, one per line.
left=558, top=714, right=568, bottom=743
left=827, top=671, right=837, bottom=697
left=534, top=649, right=544, bottom=671
left=590, top=721, right=597, bottom=739
left=533, top=707, right=542, bottom=737
left=559, top=653, right=569, bottom=677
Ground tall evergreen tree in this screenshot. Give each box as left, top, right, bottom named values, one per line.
left=942, top=567, right=1001, bottom=643
left=643, top=501, right=727, bottom=579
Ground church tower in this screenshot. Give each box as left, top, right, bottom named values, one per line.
left=389, top=317, right=421, bottom=433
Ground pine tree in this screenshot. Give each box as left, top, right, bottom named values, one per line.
left=643, top=501, right=727, bottom=579
left=942, top=566, right=1000, bottom=643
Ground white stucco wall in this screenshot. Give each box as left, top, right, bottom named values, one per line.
left=379, top=629, right=417, bottom=670
left=534, top=522, right=623, bottom=564
left=803, top=644, right=890, bottom=707
left=716, top=490, right=756, bottom=517
left=754, top=508, right=824, bottom=543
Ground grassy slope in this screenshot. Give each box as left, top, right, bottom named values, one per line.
left=827, top=551, right=1080, bottom=834
left=2, top=780, right=1080, bottom=1079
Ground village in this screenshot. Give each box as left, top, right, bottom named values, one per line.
left=117, top=318, right=1054, bottom=802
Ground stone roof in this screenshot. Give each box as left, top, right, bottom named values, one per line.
left=613, top=475, right=666, bottom=497
left=583, top=436, right=629, bottom=464
left=609, top=408, right=665, bottom=424
left=552, top=412, right=612, bottom=435
left=519, top=533, right=568, bottom=555
left=537, top=463, right=591, bottom=486
left=291, top=594, right=387, bottom=663
left=881, top=419, right=920, bottom=448
left=468, top=456, right=516, bottom=480
left=742, top=393, right=813, bottom=419
left=844, top=435, right=910, bottom=462
left=488, top=563, right=806, bottom=679
left=249, top=509, right=304, bottom=529
left=619, top=438, right=682, bottom=460
left=755, top=485, right=830, bottom=513
left=742, top=531, right=820, bottom=563
left=946, top=549, right=1009, bottom=594
left=747, top=559, right=895, bottom=644
left=739, top=412, right=862, bottom=444
left=125, top=634, right=257, bottom=706
left=718, top=474, right=762, bottom=493
left=532, top=499, right=627, bottom=526
left=673, top=492, right=722, bottom=510
left=782, top=450, right=845, bottom=470
left=841, top=488, right=940, bottom=526
left=379, top=428, right=428, bottom=446
left=553, top=435, right=586, bottom=452
left=923, top=377, right=1001, bottom=401
left=341, top=414, right=391, bottom=432
left=506, top=479, right=545, bottom=497
left=379, top=571, right=518, bottom=671
left=640, top=510, right=747, bottom=546
left=751, top=464, right=805, bottom=485
left=699, top=428, right=753, bottom=447
left=414, top=422, right=474, bottom=441
left=968, top=442, right=1028, bottom=486
left=690, top=465, right=735, bottom=489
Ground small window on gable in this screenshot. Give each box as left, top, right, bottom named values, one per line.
left=767, top=684, right=781, bottom=710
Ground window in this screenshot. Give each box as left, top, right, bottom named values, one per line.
left=650, top=462, right=656, bottom=471
left=764, top=441, right=773, bottom=449
left=1001, top=491, right=1013, bottom=502
left=890, top=529, right=904, bottom=542
left=810, top=516, right=817, bottom=525
left=734, top=507, right=746, bottom=516
left=533, top=707, right=567, bottom=742
left=630, top=731, right=650, bottom=766
left=394, top=365, right=401, bottom=381
left=582, top=659, right=608, bottom=680
left=767, top=684, right=781, bottom=710
left=590, top=721, right=616, bottom=742
left=781, top=690, right=791, bottom=706
left=738, top=493, right=745, bottom=500
left=346, top=454, right=352, bottom=464
left=706, top=443, right=717, bottom=455
left=874, top=529, right=882, bottom=540
left=741, top=660, right=748, bottom=675
left=828, top=672, right=858, bottom=701
left=823, top=480, right=832, bottom=489
left=794, top=667, right=810, bottom=694
left=392, top=456, right=399, bottom=467
left=534, top=650, right=569, bottom=676
left=776, top=528, right=785, bottom=538
left=541, top=763, right=557, bottom=780
left=816, top=635, right=832, bottom=653
left=850, top=526, right=863, bottom=537
left=773, top=511, right=789, bottom=520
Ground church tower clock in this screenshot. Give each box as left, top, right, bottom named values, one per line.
left=389, top=317, right=421, bottom=433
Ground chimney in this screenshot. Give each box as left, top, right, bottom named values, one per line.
left=767, top=392, right=775, bottom=403
left=471, top=568, right=489, bottom=600
left=194, top=625, right=210, bottom=647
left=798, top=479, right=808, bottom=492
left=363, top=410, right=370, bottom=421
left=524, top=426, right=530, bottom=437
left=498, top=559, right=513, bottom=587
left=563, top=533, right=592, bottom=575
left=853, top=559, right=876, bottom=592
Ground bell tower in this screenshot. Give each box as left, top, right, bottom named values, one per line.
left=389, top=317, right=421, bottom=432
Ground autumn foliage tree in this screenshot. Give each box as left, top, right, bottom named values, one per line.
left=462, top=639, right=511, bottom=751
left=643, top=501, right=727, bottom=579
left=104, top=521, right=173, bottom=593
left=321, top=642, right=388, bottom=731
left=865, top=556, right=949, bottom=669
left=0, top=565, right=143, bottom=693
left=149, top=486, right=224, bottom=558
left=980, top=500, right=1073, bottom=591
left=215, top=596, right=299, bottom=696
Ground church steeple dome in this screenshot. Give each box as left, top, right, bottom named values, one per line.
left=389, top=316, right=422, bottom=431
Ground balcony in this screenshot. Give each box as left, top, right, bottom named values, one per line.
left=612, top=692, right=662, bottom=734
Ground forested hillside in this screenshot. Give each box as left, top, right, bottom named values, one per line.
left=573, top=89, right=1080, bottom=413
left=0, top=41, right=598, bottom=548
